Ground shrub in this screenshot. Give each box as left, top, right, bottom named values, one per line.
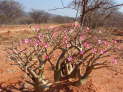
left=7, top=23, right=120, bottom=92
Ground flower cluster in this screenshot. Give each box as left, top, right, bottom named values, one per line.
left=8, top=23, right=120, bottom=91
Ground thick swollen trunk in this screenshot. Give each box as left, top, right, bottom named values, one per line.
left=75, top=66, right=93, bottom=86
left=33, top=79, right=52, bottom=92
left=54, top=69, right=62, bottom=82
left=34, top=82, right=52, bottom=92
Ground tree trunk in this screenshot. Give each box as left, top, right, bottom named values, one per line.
left=54, top=69, right=62, bottom=81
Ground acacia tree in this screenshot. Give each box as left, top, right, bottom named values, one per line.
left=8, top=23, right=120, bottom=91
left=29, top=10, right=50, bottom=24
left=0, top=0, right=24, bottom=24
left=49, top=0, right=123, bottom=28
left=70, top=0, right=123, bottom=26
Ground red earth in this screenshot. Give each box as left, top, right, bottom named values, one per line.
left=0, top=25, right=123, bottom=92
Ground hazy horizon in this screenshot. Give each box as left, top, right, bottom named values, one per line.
left=14, top=0, right=123, bottom=17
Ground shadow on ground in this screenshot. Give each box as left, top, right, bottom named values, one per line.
left=0, top=79, right=96, bottom=92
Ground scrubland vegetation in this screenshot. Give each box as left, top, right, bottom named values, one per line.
left=0, top=0, right=123, bottom=92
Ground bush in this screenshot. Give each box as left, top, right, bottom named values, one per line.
left=7, top=22, right=120, bottom=92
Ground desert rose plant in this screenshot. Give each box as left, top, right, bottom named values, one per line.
left=7, top=22, right=120, bottom=91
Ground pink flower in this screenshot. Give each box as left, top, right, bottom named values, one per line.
left=38, top=34, right=43, bottom=39
left=100, top=50, right=105, bottom=54
left=87, top=27, right=90, bottom=30
left=70, top=29, right=74, bottom=33
left=67, top=44, right=71, bottom=48
left=83, top=42, right=91, bottom=49
left=23, top=39, right=30, bottom=44
left=34, top=40, right=40, bottom=46
left=98, top=30, right=102, bottom=33
left=34, top=42, right=39, bottom=46
left=64, top=36, right=67, bottom=40
left=92, top=48, right=97, bottom=54
left=45, top=55, right=49, bottom=59
left=0, top=88, right=2, bottom=92
left=44, top=43, right=48, bottom=48
left=63, top=36, right=69, bottom=44
left=80, top=50, right=84, bottom=55
left=80, top=35, right=85, bottom=41
left=85, top=27, right=91, bottom=32
left=35, top=25, right=40, bottom=32
left=103, top=41, right=110, bottom=47
left=112, top=40, right=117, bottom=44
left=117, top=46, right=120, bottom=50
left=52, top=32, right=57, bottom=38
left=67, top=56, right=73, bottom=62
left=112, top=58, right=118, bottom=64
left=98, top=40, right=102, bottom=44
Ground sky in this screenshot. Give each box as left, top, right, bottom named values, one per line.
left=17, top=0, right=123, bottom=17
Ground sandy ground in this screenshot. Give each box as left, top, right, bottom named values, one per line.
left=0, top=25, right=123, bottom=92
